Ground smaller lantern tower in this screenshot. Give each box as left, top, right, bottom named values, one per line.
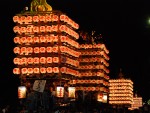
left=109, top=69, right=133, bottom=108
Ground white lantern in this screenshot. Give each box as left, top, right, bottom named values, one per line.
left=56, top=86, right=64, bottom=97
left=18, top=86, right=27, bottom=99
left=68, top=87, right=75, bottom=98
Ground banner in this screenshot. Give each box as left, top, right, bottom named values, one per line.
left=33, top=80, right=46, bottom=92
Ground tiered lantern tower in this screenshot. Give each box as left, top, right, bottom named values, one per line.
left=109, top=69, right=133, bottom=107
left=128, top=93, right=143, bottom=110
left=12, top=0, right=80, bottom=98
left=73, top=34, right=110, bottom=102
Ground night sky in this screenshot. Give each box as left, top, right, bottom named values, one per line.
left=0, top=0, right=150, bottom=106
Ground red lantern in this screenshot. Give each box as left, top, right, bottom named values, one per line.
left=52, top=15, right=58, bottom=21
left=26, top=26, right=32, bottom=33
left=33, top=26, right=39, bottom=33
left=34, top=68, right=40, bottom=74
left=53, top=67, right=59, bottom=73
left=40, top=67, right=46, bottom=73
left=13, top=68, right=20, bottom=74
left=13, top=26, right=20, bottom=33
left=20, top=37, right=27, bottom=44
left=45, top=15, right=51, bottom=22
left=60, top=14, right=65, bottom=21
left=21, top=57, right=27, bottom=65
left=26, top=16, right=32, bottom=24
left=53, top=57, right=59, bottom=63
left=13, top=58, right=20, bottom=65
left=60, top=36, right=66, bottom=42
left=40, top=57, right=46, bottom=64
left=40, top=47, right=46, bottom=53
left=45, top=26, right=51, bottom=32
left=60, top=67, right=66, bottom=73
left=34, top=47, right=40, bottom=53
left=33, top=16, right=39, bottom=22
left=21, top=68, right=28, bottom=74
left=27, top=57, right=33, bottom=64
left=20, top=47, right=26, bottom=54
left=26, top=47, right=33, bottom=54
left=33, top=57, right=39, bottom=64
left=26, top=37, right=33, bottom=43
left=46, top=36, right=52, bottom=43
left=33, top=37, right=39, bottom=43
left=51, top=25, right=58, bottom=32
left=28, top=68, right=33, bottom=74
left=40, top=36, right=46, bottom=43
left=46, top=57, right=52, bottom=63
left=39, top=15, right=45, bottom=22
left=52, top=46, right=58, bottom=53
left=46, top=67, right=52, bottom=73
left=13, top=16, right=19, bottom=23
left=40, top=26, right=45, bottom=32
left=14, top=37, right=20, bottom=44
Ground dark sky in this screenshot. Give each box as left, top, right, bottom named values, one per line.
left=0, top=0, right=150, bottom=105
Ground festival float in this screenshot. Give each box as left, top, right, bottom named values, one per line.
left=109, top=69, right=133, bottom=108
left=71, top=31, right=110, bottom=104
left=12, top=0, right=79, bottom=110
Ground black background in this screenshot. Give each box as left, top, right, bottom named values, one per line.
left=0, top=0, right=150, bottom=106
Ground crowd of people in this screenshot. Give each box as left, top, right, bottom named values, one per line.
left=0, top=86, right=150, bottom=113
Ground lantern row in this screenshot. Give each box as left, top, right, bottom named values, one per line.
left=13, top=56, right=79, bottom=67
left=80, top=51, right=109, bottom=60
left=109, top=94, right=133, bottom=97
left=129, top=97, right=143, bottom=110
left=79, top=65, right=109, bottom=74
left=13, top=14, right=79, bottom=29
left=109, top=101, right=132, bottom=104
left=109, top=86, right=133, bottom=90
left=14, top=35, right=79, bottom=48
left=131, top=104, right=142, bottom=107
left=13, top=25, right=79, bottom=39
left=79, top=57, right=109, bottom=67
left=109, top=79, right=133, bottom=84
left=13, top=67, right=79, bottom=76
left=75, top=87, right=108, bottom=92
left=74, top=79, right=109, bottom=86
left=79, top=72, right=109, bottom=79
left=79, top=44, right=109, bottom=54
left=13, top=46, right=80, bottom=58
left=109, top=90, right=133, bottom=93
left=109, top=83, right=133, bottom=86
left=132, top=97, right=142, bottom=101
left=109, top=97, right=133, bottom=101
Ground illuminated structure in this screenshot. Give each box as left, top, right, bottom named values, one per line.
left=12, top=0, right=80, bottom=91
left=109, top=69, right=133, bottom=107
left=73, top=35, right=110, bottom=102
left=128, top=94, right=143, bottom=110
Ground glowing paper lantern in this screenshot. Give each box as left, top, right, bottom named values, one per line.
left=46, top=67, right=52, bottom=73
left=18, top=86, right=27, bottom=99
left=34, top=68, right=40, bottom=74
left=13, top=16, right=19, bottom=23
left=97, top=93, right=103, bottom=102
left=13, top=68, right=20, bottom=74
left=33, top=16, right=39, bottom=22
left=68, top=87, right=75, bottom=98
left=56, top=86, right=64, bottom=97
left=14, top=37, right=20, bottom=44
left=46, top=57, right=52, bottom=63
left=13, top=47, right=20, bottom=54
left=40, top=67, right=46, bottom=73
left=33, top=37, right=39, bottom=43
